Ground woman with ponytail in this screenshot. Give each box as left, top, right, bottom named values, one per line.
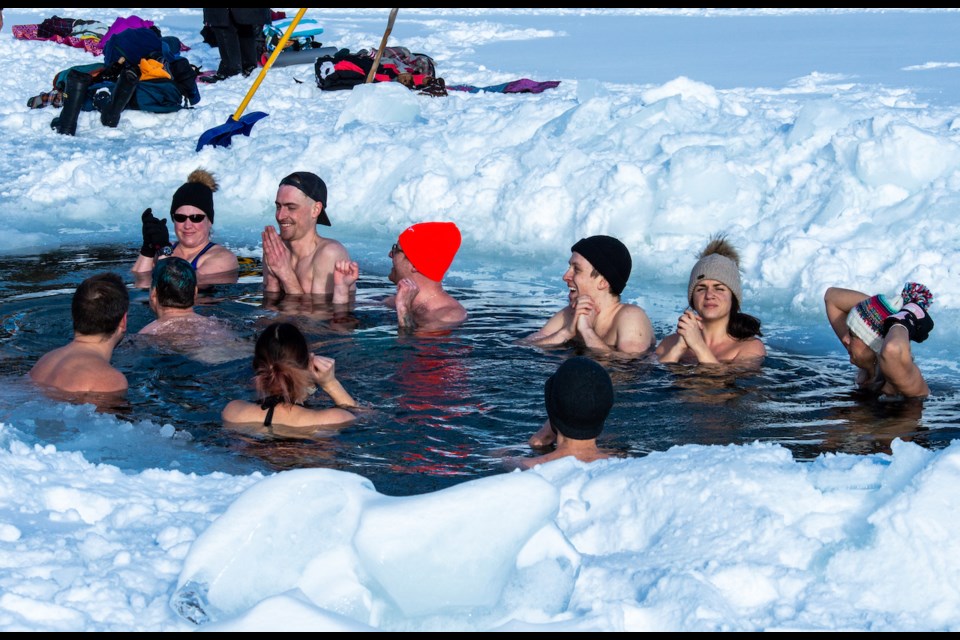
left=656, top=235, right=766, bottom=365
left=222, top=322, right=356, bottom=430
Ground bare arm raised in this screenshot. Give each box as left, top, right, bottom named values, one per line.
left=824, top=285, right=930, bottom=398
left=824, top=287, right=869, bottom=342
left=657, top=310, right=766, bottom=365
left=333, top=260, right=359, bottom=306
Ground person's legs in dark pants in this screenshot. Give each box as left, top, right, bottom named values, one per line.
left=212, top=24, right=242, bottom=77
left=236, top=23, right=261, bottom=76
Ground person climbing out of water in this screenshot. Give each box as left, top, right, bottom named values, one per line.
left=262, top=171, right=354, bottom=305
left=655, top=234, right=765, bottom=365
left=523, top=234, right=655, bottom=355
left=131, top=168, right=240, bottom=285
left=29, top=272, right=129, bottom=395
left=509, top=356, right=614, bottom=470
left=222, top=321, right=357, bottom=430
left=334, top=221, right=467, bottom=334
left=824, top=281, right=934, bottom=399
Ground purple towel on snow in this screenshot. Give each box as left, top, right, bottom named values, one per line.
left=503, top=79, right=560, bottom=93
left=448, top=78, right=560, bottom=94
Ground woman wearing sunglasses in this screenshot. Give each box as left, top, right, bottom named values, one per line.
left=131, top=168, right=239, bottom=283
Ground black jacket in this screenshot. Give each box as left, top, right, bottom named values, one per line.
left=202, top=8, right=271, bottom=27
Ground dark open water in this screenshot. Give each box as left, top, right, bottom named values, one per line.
left=1, top=245, right=958, bottom=496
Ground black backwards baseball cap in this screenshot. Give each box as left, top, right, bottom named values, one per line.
left=279, top=172, right=332, bottom=226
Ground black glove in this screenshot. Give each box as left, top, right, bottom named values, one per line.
left=883, top=303, right=934, bottom=343
left=139, top=208, right=170, bottom=258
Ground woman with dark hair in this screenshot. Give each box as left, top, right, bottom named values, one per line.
left=222, top=322, right=356, bottom=430
left=656, top=235, right=765, bottom=365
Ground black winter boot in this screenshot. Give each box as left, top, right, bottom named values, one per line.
left=51, top=70, right=93, bottom=136
left=100, top=67, right=140, bottom=128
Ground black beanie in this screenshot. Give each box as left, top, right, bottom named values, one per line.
left=544, top=356, right=614, bottom=441
left=570, top=235, right=632, bottom=295
left=170, top=169, right=217, bottom=223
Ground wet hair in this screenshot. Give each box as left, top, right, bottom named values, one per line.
left=252, top=322, right=312, bottom=404
left=72, top=273, right=129, bottom=337
left=151, top=257, right=196, bottom=309
left=728, top=296, right=763, bottom=340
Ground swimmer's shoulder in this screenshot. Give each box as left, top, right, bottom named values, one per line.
left=31, top=346, right=127, bottom=393
left=614, top=302, right=654, bottom=331
left=197, top=244, right=239, bottom=274
left=222, top=399, right=354, bottom=429
left=734, top=336, right=766, bottom=360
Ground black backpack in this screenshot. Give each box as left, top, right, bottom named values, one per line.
left=314, top=49, right=374, bottom=91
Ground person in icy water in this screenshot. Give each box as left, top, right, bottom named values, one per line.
left=131, top=168, right=240, bottom=284
left=508, top=356, right=614, bottom=470
left=333, top=221, right=468, bottom=334
left=136, top=257, right=239, bottom=365
left=261, top=171, right=354, bottom=303
left=30, top=272, right=129, bottom=395
left=139, top=258, right=223, bottom=334
left=221, top=322, right=357, bottom=431
left=655, top=235, right=766, bottom=365
left=824, top=281, right=934, bottom=399
left=523, top=234, right=655, bottom=354
left=525, top=234, right=653, bottom=447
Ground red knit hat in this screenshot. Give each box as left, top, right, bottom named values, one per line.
left=398, top=222, right=461, bottom=282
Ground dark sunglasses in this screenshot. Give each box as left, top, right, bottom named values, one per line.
left=172, top=213, right=207, bottom=224
left=390, top=242, right=404, bottom=256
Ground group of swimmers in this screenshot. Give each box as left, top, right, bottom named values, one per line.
left=28, top=167, right=938, bottom=469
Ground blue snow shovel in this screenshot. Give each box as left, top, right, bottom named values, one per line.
left=196, top=8, right=307, bottom=152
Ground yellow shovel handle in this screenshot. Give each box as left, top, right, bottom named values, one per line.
left=232, top=7, right=308, bottom=121
left=365, top=8, right=399, bottom=84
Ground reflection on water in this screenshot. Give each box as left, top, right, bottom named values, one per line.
left=0, top=245, right=958, bottom=496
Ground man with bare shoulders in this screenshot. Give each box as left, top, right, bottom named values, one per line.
left=137, top=257, right=237, bottom=362
left=262, top=171, right=353, bottom=304
left=334, top=221, right=467, bottom=334
left=30, top=272, right=129, bottom=395
left=824, top=282, right=934, bottom=399
left=524, top=235, right=654, bottom=354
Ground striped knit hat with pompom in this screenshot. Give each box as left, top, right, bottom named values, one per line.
left=846, top=282, right=933, bottom=353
